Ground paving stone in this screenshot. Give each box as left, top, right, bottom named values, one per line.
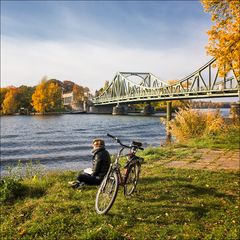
left=165, top=149, right=240, bottom=171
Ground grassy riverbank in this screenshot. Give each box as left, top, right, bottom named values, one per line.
left=1, top=141, right=239, bottom=239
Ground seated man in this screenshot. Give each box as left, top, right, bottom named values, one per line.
left=69, top=138, right=111, bottom=188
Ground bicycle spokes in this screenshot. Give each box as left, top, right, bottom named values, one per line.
left=124, top=163, right=140, bottom=196
left=95, top=171, right=119, bottom=214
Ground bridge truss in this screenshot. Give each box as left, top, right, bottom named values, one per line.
left=92, top=58, right=240, bottom=105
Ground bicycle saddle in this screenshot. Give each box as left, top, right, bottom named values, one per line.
left=132, top=141, right=142, bottom=147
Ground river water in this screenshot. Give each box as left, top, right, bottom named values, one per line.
left=0, top=109, right=230, bottom=175
left=0, top=114, right=166, bottom=174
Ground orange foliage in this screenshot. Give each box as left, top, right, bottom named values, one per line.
left=201, top=0, right=240, bottom=78
left=167, top=80, right=179, bottom=85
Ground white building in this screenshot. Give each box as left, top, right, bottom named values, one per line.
left=62, top=92, right=89, bottom=111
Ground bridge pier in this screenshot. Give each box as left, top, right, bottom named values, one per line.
left=89, top=105, right=113, bottom=114
left=166, top=101, right=172, bottom=121
left=112, top=104, right=128, bottom=115
left=166, top=101, right=172, bottom=144
left=143, top=104, right=155, bottom=115
left=229, top=102, right=240, bottom=120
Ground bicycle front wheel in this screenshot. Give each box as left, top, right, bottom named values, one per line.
left=95, top=170, right=119, bottom=214
left=124, top=163, right=140, bottom=196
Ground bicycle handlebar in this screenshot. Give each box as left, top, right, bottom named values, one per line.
left=107, top=133, right=144, bottom=150
left=107, top=133, right=117, bottom=140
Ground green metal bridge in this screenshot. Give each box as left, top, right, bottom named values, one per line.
left=92, top=58, right=239, bottom=106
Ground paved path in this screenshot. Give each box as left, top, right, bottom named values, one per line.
left=164, top=149, right=240, bottom=171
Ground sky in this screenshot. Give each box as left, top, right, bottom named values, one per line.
left=0, top=0, right=224, bottom=96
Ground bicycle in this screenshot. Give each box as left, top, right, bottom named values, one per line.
left=95, top=133, right=144, bottom=215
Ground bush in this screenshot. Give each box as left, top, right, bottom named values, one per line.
left=169, top=107, right=226, bottom=141
left=0, top=176, right=48, bottom=203
left=205, top=109, right=226, bottom=135
left=0, top=178, right=27, bottom=203
left=6, top=160, right=45, bottom=181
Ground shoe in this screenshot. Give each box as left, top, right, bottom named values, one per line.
left=68, top=181, right=75, bottom=185
left=76, top=182, right=86, bottom=189
left=68, top=181, right=80, bottom=188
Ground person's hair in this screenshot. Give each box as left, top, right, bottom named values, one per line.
left=92, top=139, right=105, bottom=147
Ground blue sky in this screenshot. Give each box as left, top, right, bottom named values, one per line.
left=1, top=0, right=216, bottom=93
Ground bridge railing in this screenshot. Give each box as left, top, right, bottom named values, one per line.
left=92, top=58, right=240, bottom=105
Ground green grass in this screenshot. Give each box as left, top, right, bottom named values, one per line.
left=176, top=126, right=240, bottom=150
left=1, top=152, right=239, bottom=240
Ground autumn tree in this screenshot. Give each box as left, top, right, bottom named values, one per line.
left=95, top=80, right=109, bottom=96
left=31, top=80, right=47, bottom=113
left=2, top=88, right=18, bottom=115
left=32, top=79, right=63, bottom=113
left=0, top=88, right=8, bottom=113
left=62, top=80, right=75, bottom=93
left=201, top=0, right=240, bottom=78
left=73, top=84, right=85, bottom=102
left=47, top=82, right=63, bottom=111
left=17, top=85, right=35, bottom=110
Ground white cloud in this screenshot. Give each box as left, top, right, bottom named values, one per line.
left=1, top=36, right=210, bottom=93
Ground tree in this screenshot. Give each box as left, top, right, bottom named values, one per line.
left=201, top=0, right=240, bottom=78
left=62, top=80, right=75, bottom=93
left=95, top=80, right=109, bottom=97
left=73, top=84, right=85, bottom=102
left=2, top=88, right=18, bottom=115
left=31, top=80, right=47, bottom=113
left=47, top=82, right=62, bottom=111
left=0, top=88, right=8, bottom=112
left=32, top=79, right=63, bottom=113
left=17, top=85, right=35, bottom=110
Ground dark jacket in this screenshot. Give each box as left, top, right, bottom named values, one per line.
left=92, top=147, right=111, bottom=178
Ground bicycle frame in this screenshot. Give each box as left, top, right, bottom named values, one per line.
left=105, top=142, right=143, bottom=187
left=103, top=146, right=125, bottom=187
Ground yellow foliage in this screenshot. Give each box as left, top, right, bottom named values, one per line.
left=169, top=108, right=206, bottom=141
left=31, top=79, right=62, bottom=113
left=169, top=107, right=226, bottom=141
left=167, top=80, right=179, bottom=85
left=201, top=0, right=240, bottom=78
left=204, top=110, right=226, bottom=135
left=31, top=80, right=47, bottom=113
left=2, top=88, right=18, bottom=115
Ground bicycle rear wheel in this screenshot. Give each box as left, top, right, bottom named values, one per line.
left=95, top=170, right=119, bottom=214
left=124, top=162, right=140, bottom=196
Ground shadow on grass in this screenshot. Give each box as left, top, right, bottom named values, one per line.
left=139, top=176, right=236, bottom=201
left=176, top=183, right=237, bottom=201
left=140, top=176, right=192, bottom=184
left=108, top=175, right=238, bottom=224
left=110, top=202, right=210, bottom=225
left=1, top=180, right=47, bottom=204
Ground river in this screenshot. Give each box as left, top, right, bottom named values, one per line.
left=0, top=108, right=230, bottom=175
left=0, top=114, right=166, bottom=174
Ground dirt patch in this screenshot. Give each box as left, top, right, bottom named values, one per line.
left=164, top=149, right=240, bottom=171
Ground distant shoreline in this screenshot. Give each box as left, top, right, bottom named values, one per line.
left=0, top=107, right=231, bottom=117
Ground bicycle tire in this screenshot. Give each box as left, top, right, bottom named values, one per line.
left=124, top=162, right=141, bottom=196
left=95, top=170, right=119, bottom=214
